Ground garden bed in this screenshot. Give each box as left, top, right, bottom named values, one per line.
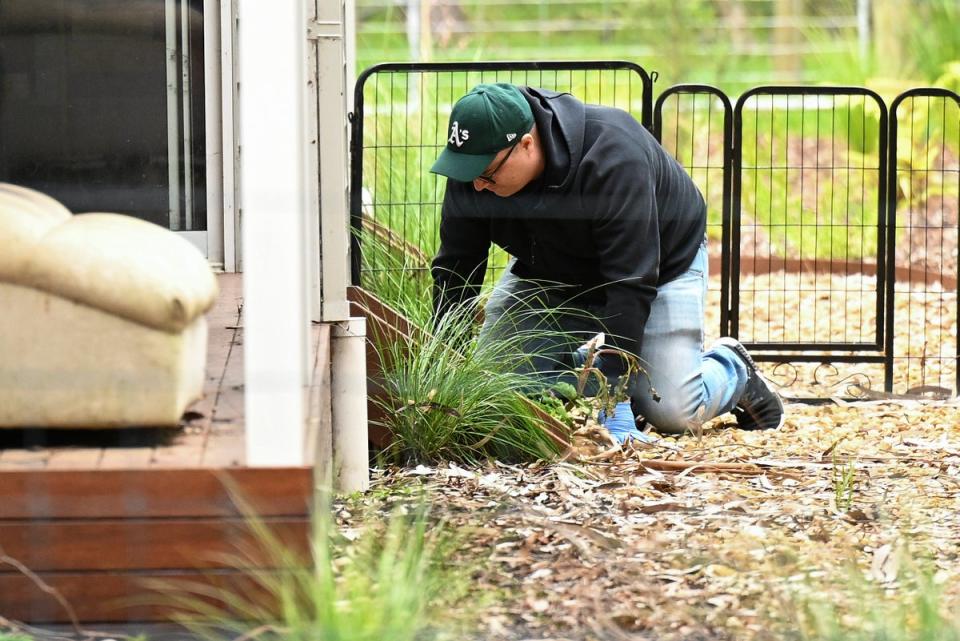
left=344, top=397, right=960, bottom=640
left=330, top=271, right=959, bottom=639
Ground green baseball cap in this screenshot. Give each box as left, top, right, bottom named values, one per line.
left=430, top=83, right=534, bottom=182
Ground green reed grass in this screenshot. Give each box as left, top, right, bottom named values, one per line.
left=373, top=297, right=570, bottom=465
left=778, top=547, right=960, bottom=641
left=158, top=492, right=467, bottom=641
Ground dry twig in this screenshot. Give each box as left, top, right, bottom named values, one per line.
left=0, top=546, right=83, bottom=638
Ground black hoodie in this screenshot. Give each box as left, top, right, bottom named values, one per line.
left=432, top=87, right=706, bottom=378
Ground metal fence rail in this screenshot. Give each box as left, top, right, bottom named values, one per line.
left=350, top=60, right=960, bottom=400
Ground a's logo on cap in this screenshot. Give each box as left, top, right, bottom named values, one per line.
left=506, top=133, right=517, bottom=141
left=449, top=121, right=470, bottom=147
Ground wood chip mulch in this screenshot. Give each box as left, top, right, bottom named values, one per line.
left=341, top=399, right=960, bottom=641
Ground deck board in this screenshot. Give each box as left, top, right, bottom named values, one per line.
left=0, top=517, right=311, bottom=571
left=0, top=274, right=333, bottom=625
left=98, top=439, right=158, bottom=470
left=0, top=274, right=254, bottom=472
left=202, top=321, right=245, bottom=468
left=43, top=445, right=104, bottom=470
left=0, top=570, right=281, bottom=623
left=0, top=467, right=313, bottom=520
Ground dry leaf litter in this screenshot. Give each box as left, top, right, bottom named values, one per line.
left=344, top=400, right=960, bottom=640
left=340, top=271, right=960, bottom=640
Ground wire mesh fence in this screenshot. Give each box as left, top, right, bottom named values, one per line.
left=350, top=61, right=960, bottom=399
left=351, top=62, right=651, bottom=306
left=654, top=85, right=732, bottom=344
left=887, top=90, right=960, bottom=396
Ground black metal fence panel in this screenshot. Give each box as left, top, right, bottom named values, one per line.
left=350, top=61, right=653, bottom=295
left=350, top=61, right=960, bottom=399
left=730, top=87, right=891, bottom=397
left=653, top=85, right=732, bottom=343
left=886, top=89, right=960, bottom=397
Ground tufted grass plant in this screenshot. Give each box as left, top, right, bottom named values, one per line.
left=372, top=287, right=591, bottom=465
left=778, top=547, right=960, bottom=641
left=157, top=491, right=467, bottom=641
left=356, top=226, right=434, bottom=327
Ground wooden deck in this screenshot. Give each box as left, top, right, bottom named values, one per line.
left=0, top=274, right=329, bottom=624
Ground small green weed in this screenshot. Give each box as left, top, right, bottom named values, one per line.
left=831, top=454, right=857, bottom=513
left=536, top=391, right=575, bottom=428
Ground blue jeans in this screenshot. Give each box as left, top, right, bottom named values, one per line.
left=479, top=242, right=748, bottom=434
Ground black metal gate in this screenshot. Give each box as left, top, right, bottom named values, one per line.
left=730, top=87, right=891, bottom=397
left=655, top=84, right=959, bottom=399
left=350, top=61, right=960, bottom=400
left=886, top=89, right=960, bottom=397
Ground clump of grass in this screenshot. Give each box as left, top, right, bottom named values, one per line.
left=373, top=298, right=568, bottom=465
left=778, top=546, right=960, bottom=641
left=355, top=225, right=434, bottom=327
left=162, top=492, right=467, bottom=641
left=356, top=220, right=512, bottom=328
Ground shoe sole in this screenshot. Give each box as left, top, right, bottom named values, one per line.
left=714, top=337, right=785, bottom=430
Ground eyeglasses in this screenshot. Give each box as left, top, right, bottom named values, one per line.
left=475, top=143, right=518, bottom=185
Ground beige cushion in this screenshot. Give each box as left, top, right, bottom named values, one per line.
left=0, top=183, right=216, bottom=428
left=0, top=183, right=217, bottom=332
left=0, top=183, right=72, bottom=277
left=0, top=282, right=207, bottom=427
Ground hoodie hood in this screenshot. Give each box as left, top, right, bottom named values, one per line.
left=520, top=87, right=585, bottom=191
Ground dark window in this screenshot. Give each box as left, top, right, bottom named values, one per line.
left=0, top=0, right=206, bottom=231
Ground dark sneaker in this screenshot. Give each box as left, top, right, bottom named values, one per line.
left=714, top=337, right=784, bottom=431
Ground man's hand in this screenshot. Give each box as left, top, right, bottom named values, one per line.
left=599, top=400, right=654, bottom=444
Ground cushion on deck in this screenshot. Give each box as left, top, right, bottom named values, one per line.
left=0, top=183, right=217, bottom=428
left=0, top=183, right=72, bottom=276
left=0, top=186, right=216, bottom=333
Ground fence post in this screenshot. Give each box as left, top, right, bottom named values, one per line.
left=873, top=0, right=905, bottom=72
left=773, top=0, right=802, bottom=80
left=857, top=0, right=871, bottom=65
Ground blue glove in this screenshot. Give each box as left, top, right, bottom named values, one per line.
left=598, top=401, right=654, bottom=445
